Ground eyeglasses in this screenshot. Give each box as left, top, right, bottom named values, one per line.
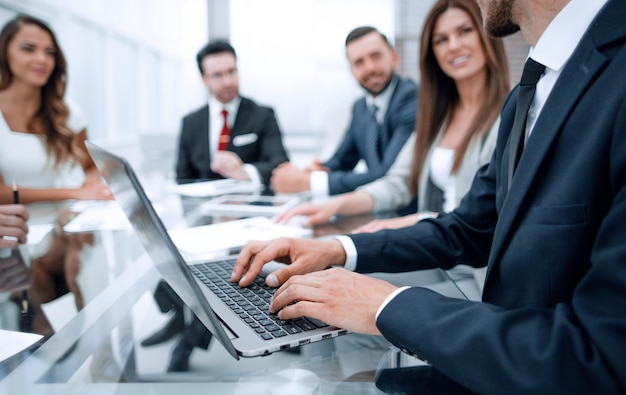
left=206, top=67, right=238, bottom=81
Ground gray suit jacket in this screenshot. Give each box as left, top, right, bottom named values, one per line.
left=323, top=77, right=417, bottom=195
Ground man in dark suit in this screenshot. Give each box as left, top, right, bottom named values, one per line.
left=271, top=26, right=417, bottom=196
left=143, top=40, right=288, bottom=371
left=233, top=0, right=626, bottom=393
left=176, top=40, right=288, bottom=185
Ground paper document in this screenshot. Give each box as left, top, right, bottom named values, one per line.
left=40, top=292, right=78, bottom=332
left=199, top=194, right=301, bottom=216
left=26, top=224, right=54, bottom=246
left=63, top=201, right=131, bottom=233
left=169, top=179, right=261, bottom=198
left=0, top=329, right=43, bottom=362
left=168, top=216, right=311, bottom=259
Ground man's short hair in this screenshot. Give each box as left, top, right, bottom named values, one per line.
left=345, top=26, right=392, bottom=48
left=196, top=40, right=237, bottom=74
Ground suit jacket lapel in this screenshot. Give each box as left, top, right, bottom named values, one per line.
left=485, top=35, right=609, bottom=281
left=195, top=105, right=211, bottom=169
left=231, top=97, right=248, bottom=140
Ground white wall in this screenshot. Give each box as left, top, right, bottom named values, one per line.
left=1, top=0, right=400, bottom=167
left=230, top=0, right=395, bottom=163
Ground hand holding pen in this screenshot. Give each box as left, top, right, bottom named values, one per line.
left=0, top=181, right=29, bottom=249
left=3, top=182, right=32, bottom=330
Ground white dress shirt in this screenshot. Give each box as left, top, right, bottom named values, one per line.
left=208, top=95, right=262, bottom=185
left=0, top=98, right=87, bottom=188
left=525, top=0, right=609, bottom=139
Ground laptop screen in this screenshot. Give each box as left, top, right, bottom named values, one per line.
left=86, top=142, right=240, bottom=358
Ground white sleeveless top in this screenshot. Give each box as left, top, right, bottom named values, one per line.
left=0, top=99, right=87, bottom=188
left=429, top=146, right=457, bottom=213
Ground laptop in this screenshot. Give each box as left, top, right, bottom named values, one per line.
left=85, top=142, right=347, bottom=359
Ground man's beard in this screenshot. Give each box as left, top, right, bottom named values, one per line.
left=481, top=0, right=521, bottom=38
left=362, top=71, right=395, bottom=96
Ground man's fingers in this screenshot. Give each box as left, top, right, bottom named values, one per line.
left=306, top=211, right=330, bottom=226
left=232, top=240, right=267, bottom=283
left=233, top=238, right=291, bottom=287
left=275, top=300, right=322, bottom=321
left=265, top=263, right=313, bottom=288
left=0, top=239, right=19, bottom=249
left=0, top=226, right=27, bottom=244
left=274, top=206, right=300, bottom=224
left=269, top=276, right=326, bottom=314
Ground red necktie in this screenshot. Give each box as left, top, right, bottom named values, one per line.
left=218, top=109, right=230, bottom=151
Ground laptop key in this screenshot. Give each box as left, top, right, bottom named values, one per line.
left=193, top=260, right=330, bottom=340
left=305, top=317, right=329, bottom=328
left=271, top=330, right=288, bottom=338
left=292, top=319, right=316, bottom=331
left=265, top=324, right=281, bottom=332
left=282, top=325, right=302, bottom=335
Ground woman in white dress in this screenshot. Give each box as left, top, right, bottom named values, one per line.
left=277, top=0, right=510, bottom=238
left=0, top=16, right=112, bottom=331
left=0, top=15, right=110, bottom=204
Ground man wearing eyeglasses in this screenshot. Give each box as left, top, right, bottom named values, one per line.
left=175, top=40, right=289, bottom=186
left=151, top=40, right=289, bottom=371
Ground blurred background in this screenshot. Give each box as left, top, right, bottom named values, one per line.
left=0, top=0, right=527, bottom=169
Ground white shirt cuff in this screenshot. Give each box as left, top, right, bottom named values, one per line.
left=310, top=171, right=329, bottom=198
left=334, top=235, right=357, bottom=271
left=243, top=164, right=262, bottom=186
left=375, top=286, right=411, bottom=321
left=418, top=211, right=438, bottom=221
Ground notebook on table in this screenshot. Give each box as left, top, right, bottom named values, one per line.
left=85, top=142, right=347, bottom=359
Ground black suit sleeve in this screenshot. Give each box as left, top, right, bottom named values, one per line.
left=175, top=116, right=199, bottom=181
left=348, top=88, right=626, bottom=395
left=247, top=107, right=289, bottom=185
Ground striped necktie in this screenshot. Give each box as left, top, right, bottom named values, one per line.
left=366, top=104, right=381, bottom=161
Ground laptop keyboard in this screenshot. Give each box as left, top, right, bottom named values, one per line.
left=189, top=259, right=328, bottom=341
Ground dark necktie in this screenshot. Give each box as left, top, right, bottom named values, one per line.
left=218, top=109, right=230, bottom=151
left=366, top=104, right=381, bottom=160
left=507, top=58, right=546, bottom=188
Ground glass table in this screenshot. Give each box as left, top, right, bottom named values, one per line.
left=0, top=184, right=474, bottom=394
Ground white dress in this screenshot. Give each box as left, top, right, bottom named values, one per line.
left=0, top=99, right=87, bottom=188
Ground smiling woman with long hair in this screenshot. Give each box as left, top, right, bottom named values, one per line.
left=277, top=0, right=510, bottom=233
left=0, top=15, right=112, bottom=335
left=0, top=14, right=111, bottom=204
